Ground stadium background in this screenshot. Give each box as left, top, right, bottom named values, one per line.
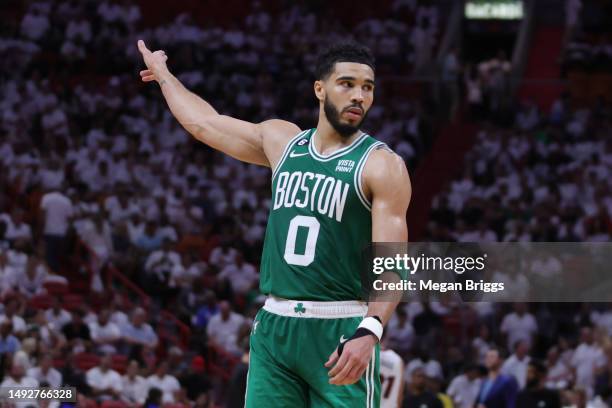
left=0, top=0, right=611, bottom=406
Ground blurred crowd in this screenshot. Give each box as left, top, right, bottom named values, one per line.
left=1, top=0, right=611, bottom=407
left=0, top=0, right=442, bottom=406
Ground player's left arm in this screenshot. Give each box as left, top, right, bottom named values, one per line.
left=326, top=148, right=411, bottom=386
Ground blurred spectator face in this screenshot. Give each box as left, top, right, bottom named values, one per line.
left=515, top=340, right=529, bottom=357
left=479, top=324, right=489, bottom=339
left=11, top=209, right=24, bottom=225
left=155, top=362, right=168, bottom=377
left=127, top=360, right=139, bottom=377
left=580, top=327, right=593, bottom=344
left=547, top=347, right=559, bottom=363
left=411, top=368, right=426, bottom=391
left=100, top=355, right=111, bottom=371
left=0, top=321, right=12, bottom=337
left=514, top=303, right=527, bottom=315
left=317, top=62, right=375, bottom=138
left=40, top=355, right=53, bottom=371
left=5, top=299, right=17, bottom=315
left=132, top=309, right=146, bottom=326
left=466, top=366, right=480, bottom=381
left=219, top=301, right=230, bottom=319
left=98, top=309, right=110, bottom=325
left=11, top=363, right=25, bottom=381
left=484, top=349, right=501, bottom=371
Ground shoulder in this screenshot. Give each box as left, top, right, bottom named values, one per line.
left=259, top=119, right=301, bottom=147
left=362, top=145, right=411, bottom=201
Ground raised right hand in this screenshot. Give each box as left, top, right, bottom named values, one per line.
left=137, top=39, right=169, bottom=83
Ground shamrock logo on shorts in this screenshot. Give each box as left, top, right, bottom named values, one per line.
left=294, top=303, right=306, bottom=314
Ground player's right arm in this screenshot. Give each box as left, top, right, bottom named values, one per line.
left=137, top=40, right=299, bottom=168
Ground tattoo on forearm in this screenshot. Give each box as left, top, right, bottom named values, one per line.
left=159, top=79, right=167, bottom=87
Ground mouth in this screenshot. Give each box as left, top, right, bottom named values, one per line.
left=343, top=107, right=363, bottom=120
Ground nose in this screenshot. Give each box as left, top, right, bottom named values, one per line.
left=351, top=88, right=364, bottom=104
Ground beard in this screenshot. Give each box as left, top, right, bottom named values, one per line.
left=323, top=97, right=367, bottom=138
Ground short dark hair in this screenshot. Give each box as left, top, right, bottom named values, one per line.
left=315, top=41, right=375, bottom=80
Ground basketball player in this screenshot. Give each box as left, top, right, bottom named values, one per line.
left=379, top=337, right=405, bottom=408
left=138, top=40, right=411, bottom=407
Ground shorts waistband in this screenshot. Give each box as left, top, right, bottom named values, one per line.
left=263, top=296, right=368, bottom=319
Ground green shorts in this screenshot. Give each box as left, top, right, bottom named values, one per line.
left=245, top=297, right=381, bottom=408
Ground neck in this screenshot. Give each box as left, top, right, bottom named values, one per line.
left=314, top=115, right=361, bottom=154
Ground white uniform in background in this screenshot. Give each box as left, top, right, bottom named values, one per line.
left=379, top=349, right=405, bottom=408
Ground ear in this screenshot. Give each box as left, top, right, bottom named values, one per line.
left=314, top=80, right=325, bottom=102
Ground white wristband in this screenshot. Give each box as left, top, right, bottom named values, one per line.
left=358, top=317, right=383, bottom=342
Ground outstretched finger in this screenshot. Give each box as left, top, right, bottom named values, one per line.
left=140, top=69, right=153, bottom=77
left=142, top=75, right=155, bottom=82
left=137, top=40, right=150, bottom=54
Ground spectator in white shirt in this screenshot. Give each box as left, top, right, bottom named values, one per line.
left=121, top=360, right=148, bottom=405
left=89, top=309, right=121, bottom=354
left=146, top=362, right=181, bottom=404
left=144, top=240, right=183, bottom=283
left=122, top=307, right=158, bottom=349
left=545, top=346, right=573, bottom=390
left=447, top=364, right=482, bottom=408
left=0, top=298, right=27, bottom=336
left=500, top=303, right=538, bottom=352
left=17, top=256, right=47, bottom=298
left=27, top=355, right=62, bottom=388
left=501, top=340, right=531, bottom=389
left=385, top=307, right=415, bottom=356
left=0, top=363, right=39, bottom=408
left=4, top=209, right=32, bottom=243
left=209, top=242, right=239, bottom=269
left=571, top=327, right=606, bottom=398
left=40, top=189, right=74, bottom=272
left=77, top=212, right=113, bottom=264
left=0, top=250, right=17, bottom=293
left=218, top=253, right=258, bottom=295
left=206, top=301, right=246, bottom=355
left=44, top=298, right=72, bottom=332
left=86, top=354, right=123, bottom=401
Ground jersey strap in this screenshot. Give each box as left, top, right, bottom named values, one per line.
left=354, top=141, right=386, bottom=211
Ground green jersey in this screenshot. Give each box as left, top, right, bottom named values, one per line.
left=260, top=128, right=384, bottom=301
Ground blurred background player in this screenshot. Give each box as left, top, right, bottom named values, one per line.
left=380, top=333, right=405, bottom=408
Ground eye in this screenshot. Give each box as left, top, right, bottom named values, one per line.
left=363, top=84, right=373, bottom=92
left=341, top=81, right=353, bottom=88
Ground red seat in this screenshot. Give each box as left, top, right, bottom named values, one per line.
left=43, top=281, right=69, bottom=296
left=111, top=354, right=128, bottom=374
left=53, top=358, right=66, bottom=369
left=29, top=294, right=54, bottom=310
left=63, top=293, right=84, bottom=312
left=74, top=352, right=100, bottom=371
left=79, top=398, right=99, bottom=408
